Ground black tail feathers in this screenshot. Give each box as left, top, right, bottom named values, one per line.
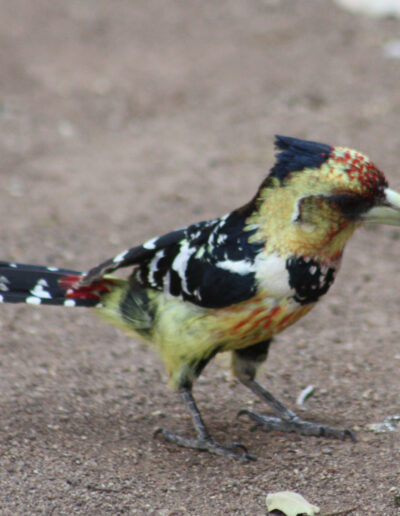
left=0, top=261, right=102, bottom=307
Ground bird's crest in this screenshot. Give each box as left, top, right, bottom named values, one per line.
left=270, top=135, right=332, bottom=182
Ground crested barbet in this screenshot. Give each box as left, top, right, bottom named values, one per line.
left=2, top=136, right=400, bottom=460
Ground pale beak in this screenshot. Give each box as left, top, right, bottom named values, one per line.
left=362, top=187, right=400, bottom=226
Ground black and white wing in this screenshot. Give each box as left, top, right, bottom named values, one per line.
left=82, top=209, right=264, bottom=309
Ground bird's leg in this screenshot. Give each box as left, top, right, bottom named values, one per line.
left=155, top=386, right=256, bottom=461
left=232, top=340, right=355, bottom=441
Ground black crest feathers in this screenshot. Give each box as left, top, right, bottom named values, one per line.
left=270, top=135, right=332, bottom=182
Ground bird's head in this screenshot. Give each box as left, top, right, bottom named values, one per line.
left=247, top=135, right=400, bottom=260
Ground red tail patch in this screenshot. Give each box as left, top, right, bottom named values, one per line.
left=59, top=274, right=114, bottom=301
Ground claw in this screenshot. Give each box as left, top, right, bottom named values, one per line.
left=153, top=427, right=165, bottom=439
left=226, top=441, right=257, bottom=461
left=344, top=429, right=357, bottom=442
left=237, top=408, right=253, bottom=419
left=227, top=441, right=248, bottom=452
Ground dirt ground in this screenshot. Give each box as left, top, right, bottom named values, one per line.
left=0, top=1, right=399, bottom=514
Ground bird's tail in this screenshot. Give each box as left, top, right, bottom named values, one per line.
left=0, top=261, right=116, bottom=307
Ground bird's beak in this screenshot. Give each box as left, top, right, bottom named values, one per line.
left=362, top=187, right=400, bottom=226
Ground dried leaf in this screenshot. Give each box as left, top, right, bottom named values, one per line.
left=266, top=491, right=320, bottom=516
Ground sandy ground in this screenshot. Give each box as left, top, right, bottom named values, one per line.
left=0, top=1, right=399, bottom=514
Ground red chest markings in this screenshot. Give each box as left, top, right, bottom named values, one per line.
left=218, top=295, right=313, bottom=342
left=232, top=305, right=281, bottom=332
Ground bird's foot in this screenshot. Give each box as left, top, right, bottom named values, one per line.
left=154, top=427, right=256, bottom=461
left=238, top=409, right=356, bottom=441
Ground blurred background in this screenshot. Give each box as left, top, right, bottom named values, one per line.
left=0, top=1, right=400, bottom=514
left=2, top=0, right=400, bottom=264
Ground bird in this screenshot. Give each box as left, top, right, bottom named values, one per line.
left=1, top=135, right=400, bottom=461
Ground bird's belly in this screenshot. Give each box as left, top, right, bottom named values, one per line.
left=149, top=291, right=314, bottom=387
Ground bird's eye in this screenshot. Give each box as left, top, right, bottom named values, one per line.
left=328, top=194, right=374, bottom=219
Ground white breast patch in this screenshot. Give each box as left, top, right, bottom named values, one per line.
left=254, top=252, right=294, bottom=298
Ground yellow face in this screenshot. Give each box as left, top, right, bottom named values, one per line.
left=246, top=147, right=389, bottom=261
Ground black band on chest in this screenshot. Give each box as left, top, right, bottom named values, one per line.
left=286, top=256, right=336, bottom=305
